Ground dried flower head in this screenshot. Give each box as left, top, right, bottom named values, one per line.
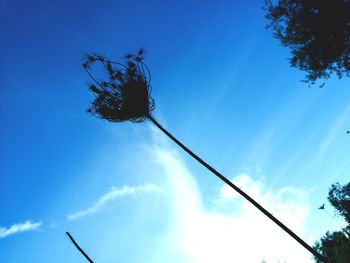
left=83, top=48, right=155, bottom=123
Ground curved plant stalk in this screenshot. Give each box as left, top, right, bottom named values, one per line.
left=83, top=49, right=328, bottom=263
left=66, top=232, right=94, bottom=263
left=147, top=114, right=327, bottom=263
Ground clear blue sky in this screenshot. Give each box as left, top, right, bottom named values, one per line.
left=1, top=0, right=350, bottom=262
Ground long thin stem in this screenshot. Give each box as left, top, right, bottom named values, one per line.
left=66, top=232, right=94, bottom=263
left=147, top=114, right=327, bottom=263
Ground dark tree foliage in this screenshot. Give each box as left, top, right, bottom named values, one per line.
left=313, top=182, right=350, bottom=262
left=83, top=48, right=155, bottom=123
left=313, top=230, right=350, bottom=263
left=264, top=0, right=350, bottom=85
left=328, top=183, right=350, bottom=224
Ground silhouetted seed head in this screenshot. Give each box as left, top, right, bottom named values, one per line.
left=83, top=49, right=155, bottom=123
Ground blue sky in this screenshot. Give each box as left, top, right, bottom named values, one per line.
left=1, top=0, right=350, bottom=262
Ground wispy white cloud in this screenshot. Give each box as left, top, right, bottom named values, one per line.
left=0, top=220, right=42, bottom=238
left=67, top=184, right=164, bottom=221
left=49, top=219, right=58, bottom=229
left=152, top=141, right=314, bottom=263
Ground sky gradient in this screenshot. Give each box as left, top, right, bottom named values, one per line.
left=1, top=0, right=350, bottom=262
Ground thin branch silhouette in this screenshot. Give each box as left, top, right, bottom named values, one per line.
left=66, top=232, right=94, bottom=263
left=83, top=49, right=328, bottom=263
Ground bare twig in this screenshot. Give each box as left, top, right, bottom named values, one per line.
left=66, top=232, right=94, bottom=263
